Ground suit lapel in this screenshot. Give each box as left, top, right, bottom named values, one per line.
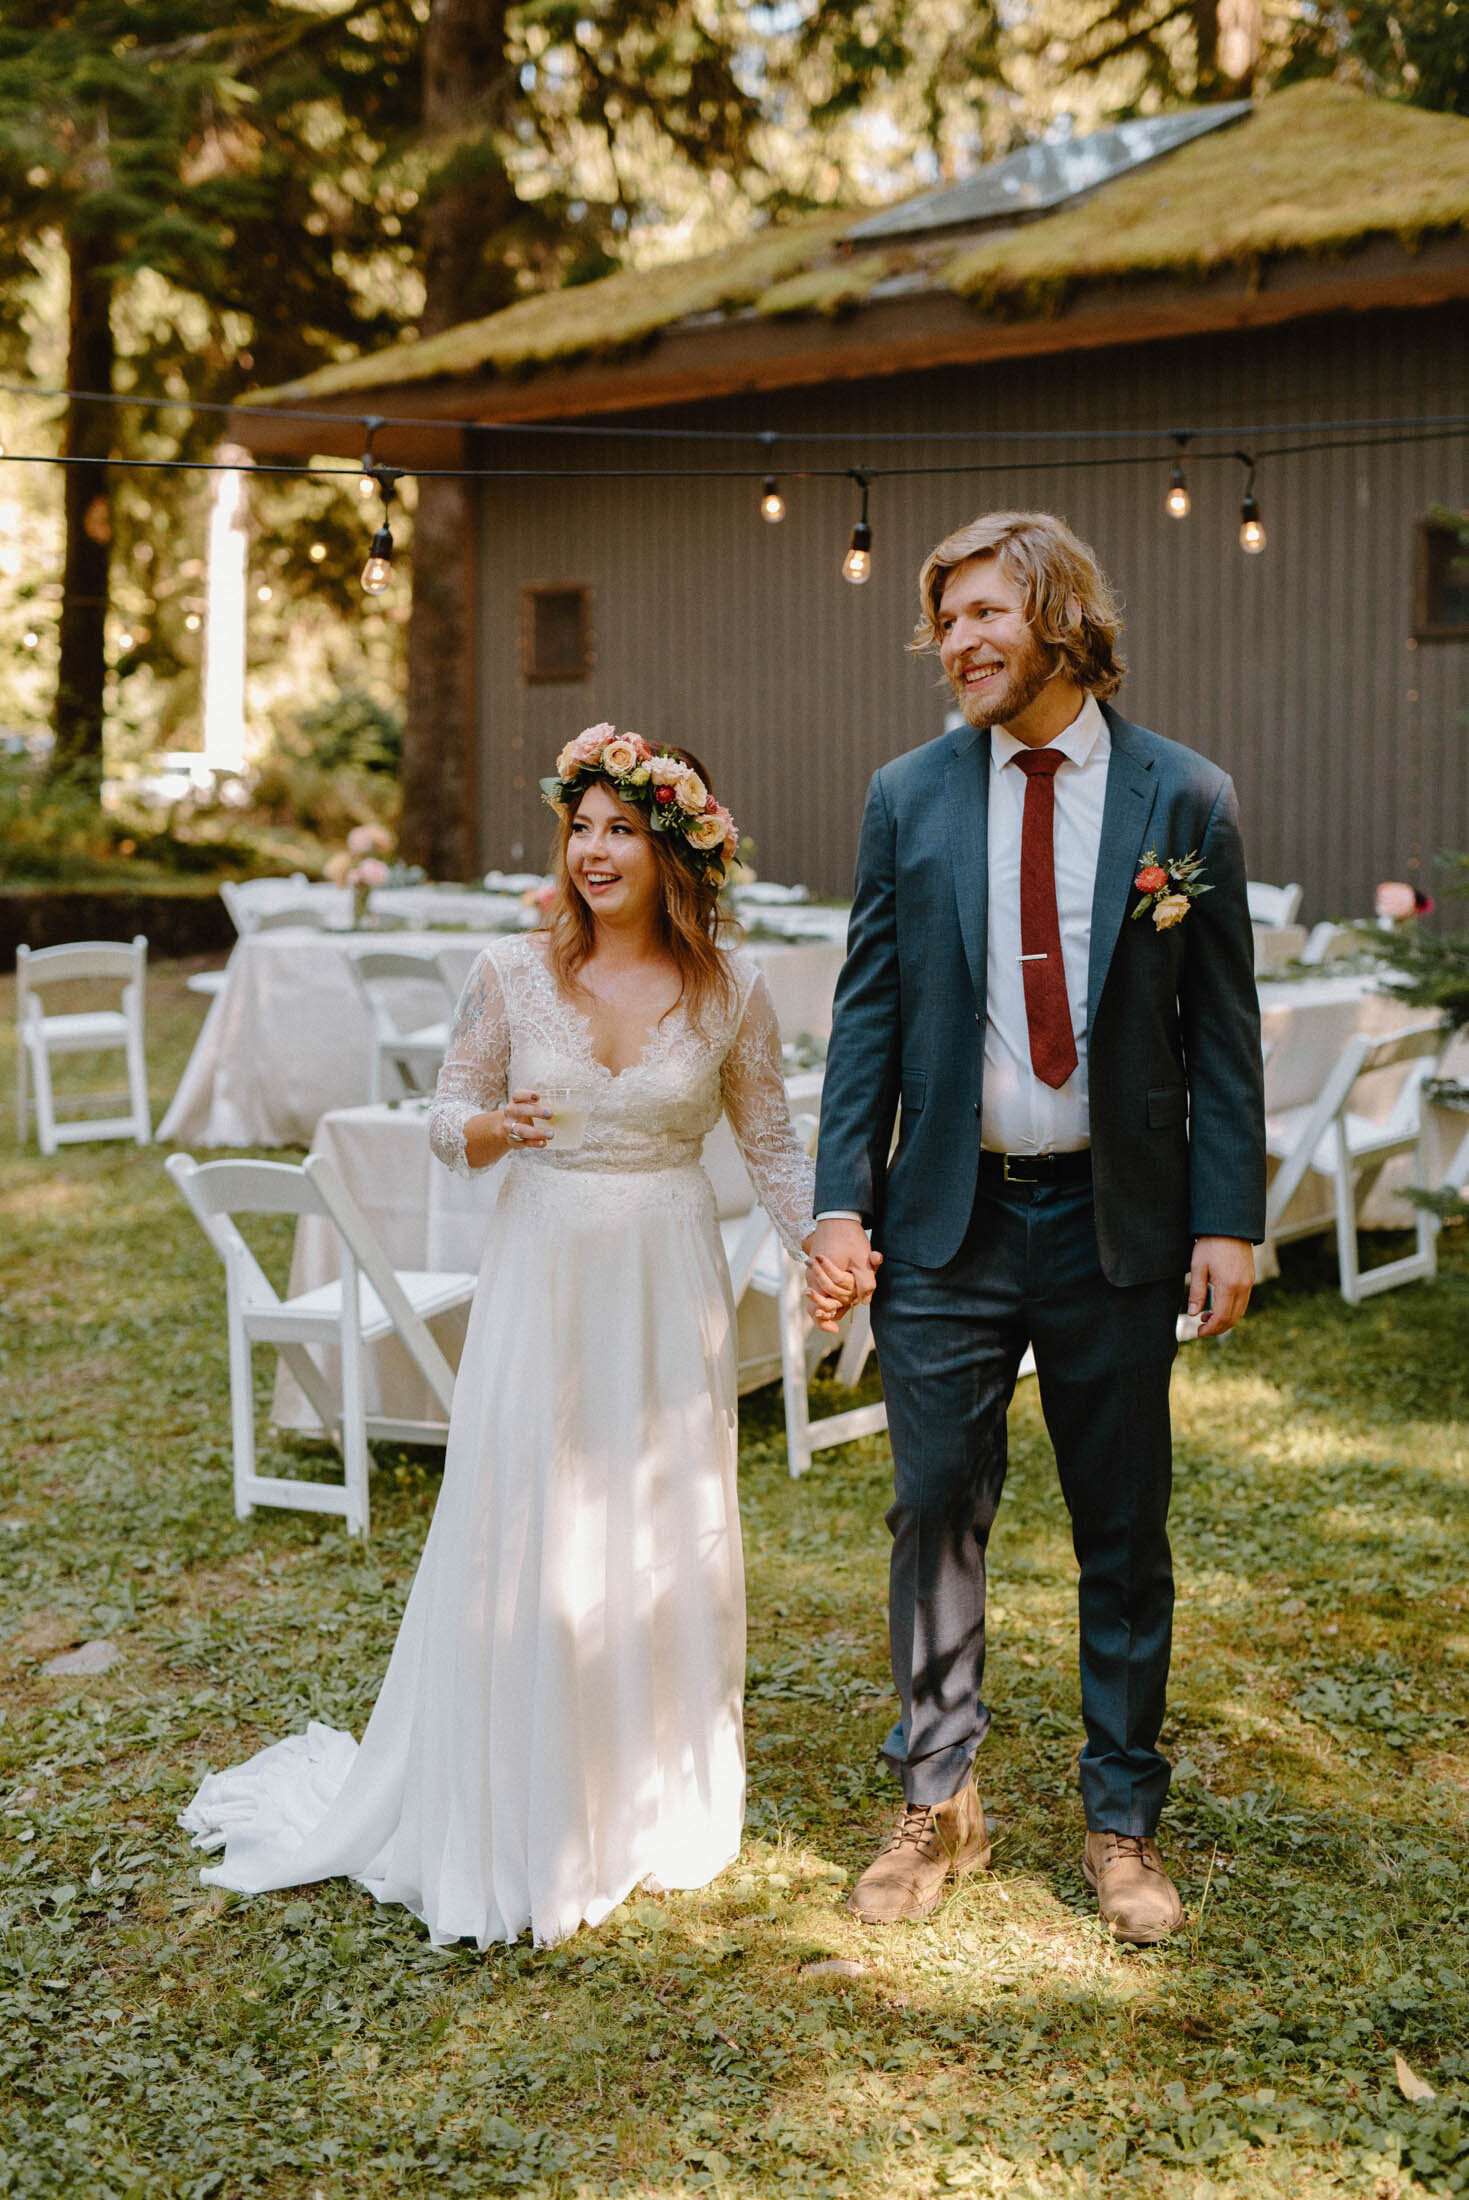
left=944, top=728, right=990, bottom=1013
left=1087, top=710, right=1160, bottom=1015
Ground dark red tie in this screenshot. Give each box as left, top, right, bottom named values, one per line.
left=1013, top=748, right=1078, bottom=1090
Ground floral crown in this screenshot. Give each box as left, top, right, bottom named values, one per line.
left=540, top=725, right=740, bottom=882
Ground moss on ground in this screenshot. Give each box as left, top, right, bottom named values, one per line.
left=1, top=959, right=1466, bottom=2197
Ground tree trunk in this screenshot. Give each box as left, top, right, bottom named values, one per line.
left=398, top=0, right=514, bottom=876
left=51, top=227, right=115, bottom=793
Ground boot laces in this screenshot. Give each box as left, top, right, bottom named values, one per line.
left=884, top=1799, right=936, bottom=1853
left=1101, top=1832, right=1158, bottom=1871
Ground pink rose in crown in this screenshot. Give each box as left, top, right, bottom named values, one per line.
left=1134, top=863, right=1168, bottom=895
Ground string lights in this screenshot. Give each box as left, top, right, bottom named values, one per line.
left=758, top=432, right=785, bottom=522
left=6, top=380, right=1468, bottom=613
left=842, top=471, right=873, bottom=585
left=1237, top=454, right=1267, bottom=554
left=1164, top=434, right=1191, bottom=519
left=360, top=471, right=400, bottom=594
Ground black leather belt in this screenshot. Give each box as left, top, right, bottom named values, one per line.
left=979, top=1148, right=1092, bottom=1186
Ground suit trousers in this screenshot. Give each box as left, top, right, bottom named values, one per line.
left=870, top=1166, right=1181, bottom=1832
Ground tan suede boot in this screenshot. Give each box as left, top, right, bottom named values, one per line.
left=847, top=1774, right=991, bottom=1924
left=1082, top=1831, right=1184, bottom=1944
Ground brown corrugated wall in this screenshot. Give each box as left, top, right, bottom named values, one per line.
left=473, top=303, right=1468, bottom=921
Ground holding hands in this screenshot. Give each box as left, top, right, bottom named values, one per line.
left=803, top=1215, right=883, bottom=1334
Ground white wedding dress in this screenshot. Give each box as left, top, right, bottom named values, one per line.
left=180, top=937, right=816, bottom=1948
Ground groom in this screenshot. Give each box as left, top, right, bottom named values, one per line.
left=809, top=510, right=1265, bottom=1942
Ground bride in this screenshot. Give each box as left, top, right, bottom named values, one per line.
left=181, top=727, right=850, bottom=1948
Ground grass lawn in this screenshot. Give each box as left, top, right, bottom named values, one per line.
left=2, top=958, right=1467, bottom=2199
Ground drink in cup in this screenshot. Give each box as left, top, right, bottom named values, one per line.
left=539, top=1088, right=594, bottom=1150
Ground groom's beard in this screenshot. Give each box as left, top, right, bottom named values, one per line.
left=949, top=631, right=1058, bottom=729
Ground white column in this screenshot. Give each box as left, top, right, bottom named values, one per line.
left=201, top=444, right=249, bottom=774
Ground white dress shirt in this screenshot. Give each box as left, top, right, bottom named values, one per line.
left=815, top=693, right=1111, bottom=1222
left=983, top=694, right=1110, bottom=1153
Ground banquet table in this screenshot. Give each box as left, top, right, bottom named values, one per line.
left=160, top=928, right=846, bottom=1149
left=271, top=1075, right=825, bottom=1436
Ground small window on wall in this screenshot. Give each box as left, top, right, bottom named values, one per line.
left=520, top=583, right=592, bottom=682
left=1414, top=512, right=1469, bottom=641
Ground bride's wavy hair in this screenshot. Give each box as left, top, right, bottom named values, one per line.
left=545, top=744, right=738, bottom=1035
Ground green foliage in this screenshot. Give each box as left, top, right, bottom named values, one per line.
left=0, top=963, right=1467, bottom=2197
left=1373, top=855, right=1469, bottom=1036
left=245, top=687, right=403, bottom=845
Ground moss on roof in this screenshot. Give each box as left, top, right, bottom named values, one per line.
left=257, top=207, right=857, bottom=404
left=248, top=81, right=1468, bottom=410
left=944, top=80, right=1469, bottom=311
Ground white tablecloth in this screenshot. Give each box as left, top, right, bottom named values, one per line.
left=161, top=930, right=845, bottom=1149
left=271, top=1076, right=825, bottom=1435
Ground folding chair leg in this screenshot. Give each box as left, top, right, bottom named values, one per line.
left=28, top=1036, right=58, bottom=1159
left=338, top=1255, right=371, bottom=1536
left=125, top=1018, right=152, bottom=1145
left=14, top=1039, right=26, bottom=1144
left=835, top=1301, right=876, bottom=1388
left=225, top=1286, right=258, bottom=1521
left=1333, top=1138, right=1360, bottom=1305
left=779, top=1255, right=813, bottom=1480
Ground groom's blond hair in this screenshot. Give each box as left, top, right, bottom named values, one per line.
left=913, top=510, right=1126, bottom=700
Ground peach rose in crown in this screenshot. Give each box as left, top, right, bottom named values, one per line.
left=1134, top=863, right=1168, bottom=895
left=685, top=811, right=728, bottom=852
left=600, top=735, right=644, bottom=777
left=674, top=768, right=707, bottom=812
left=1152, top=893, right=1191, bottom=930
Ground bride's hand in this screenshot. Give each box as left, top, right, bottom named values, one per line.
left=805, top=1252, right=858, bottom=1334
left=464, top=1092, right=549, bottom=1165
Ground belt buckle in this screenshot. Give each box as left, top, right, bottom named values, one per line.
left=1002, top=1153, right=1040, bottom=1184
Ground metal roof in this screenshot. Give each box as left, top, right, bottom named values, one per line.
left=846, top=102, right=1254, bottom=244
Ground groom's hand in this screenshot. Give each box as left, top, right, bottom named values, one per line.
left=809, top=1217, right=883, bottom=1331
left=1188, top=1236, right=1255, bottom=1337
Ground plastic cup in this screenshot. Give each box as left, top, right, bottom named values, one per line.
left=538, top=1088, right=594, bottom=1150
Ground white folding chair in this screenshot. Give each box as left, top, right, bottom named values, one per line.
left=1247, top=880, right=1304, bottom=928
left=1259, top=1018, right=1446, bottom=1303
left=723, top=1114, right=888, bottom=1479
left=166, top=1150, right=477, bottom=1536
left=1299, top=921, right=1369, bottom=966
left=349, top=948, right=456, bottom=1103
left=220, top=875, right=318, bottom=936
left=15, top=936, right=151, bottom=1156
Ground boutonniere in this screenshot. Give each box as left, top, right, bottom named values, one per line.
left=1131, top=848, right=1211, bottom=931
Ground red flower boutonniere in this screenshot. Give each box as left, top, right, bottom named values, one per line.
left=1131, top=848, right=1211, bottom=932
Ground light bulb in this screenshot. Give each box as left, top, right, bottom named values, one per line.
left=117, top=630, right=134, bottom=651
left=1165, top=464, right=1190, bottom=519
left=308, top=541, right=327, bottom=563
left=361, top=522, right=394, bottom=594
left=256, top=583, right=273, bottom=603
left=22, top=629, right=37, bottom=648
left=842, top=520, right=873, bottom=585
left=184, top=613, right=201, bottom=632
left=357, top=474, right=376, bottom=500
left=759, top=475, right=785, bottom=523
left=1239, top=495, right=1266, bottom=554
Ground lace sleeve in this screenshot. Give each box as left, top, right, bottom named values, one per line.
left=428, top=950, right=510, bottom=1176
left=720, top=967, right=817, bottom=1261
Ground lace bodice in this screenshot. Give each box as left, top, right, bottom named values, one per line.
left=428, top=937, right=816, bottom=1259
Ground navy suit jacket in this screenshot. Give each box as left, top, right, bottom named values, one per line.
left=813, top=703, right=1267, bottom=1285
